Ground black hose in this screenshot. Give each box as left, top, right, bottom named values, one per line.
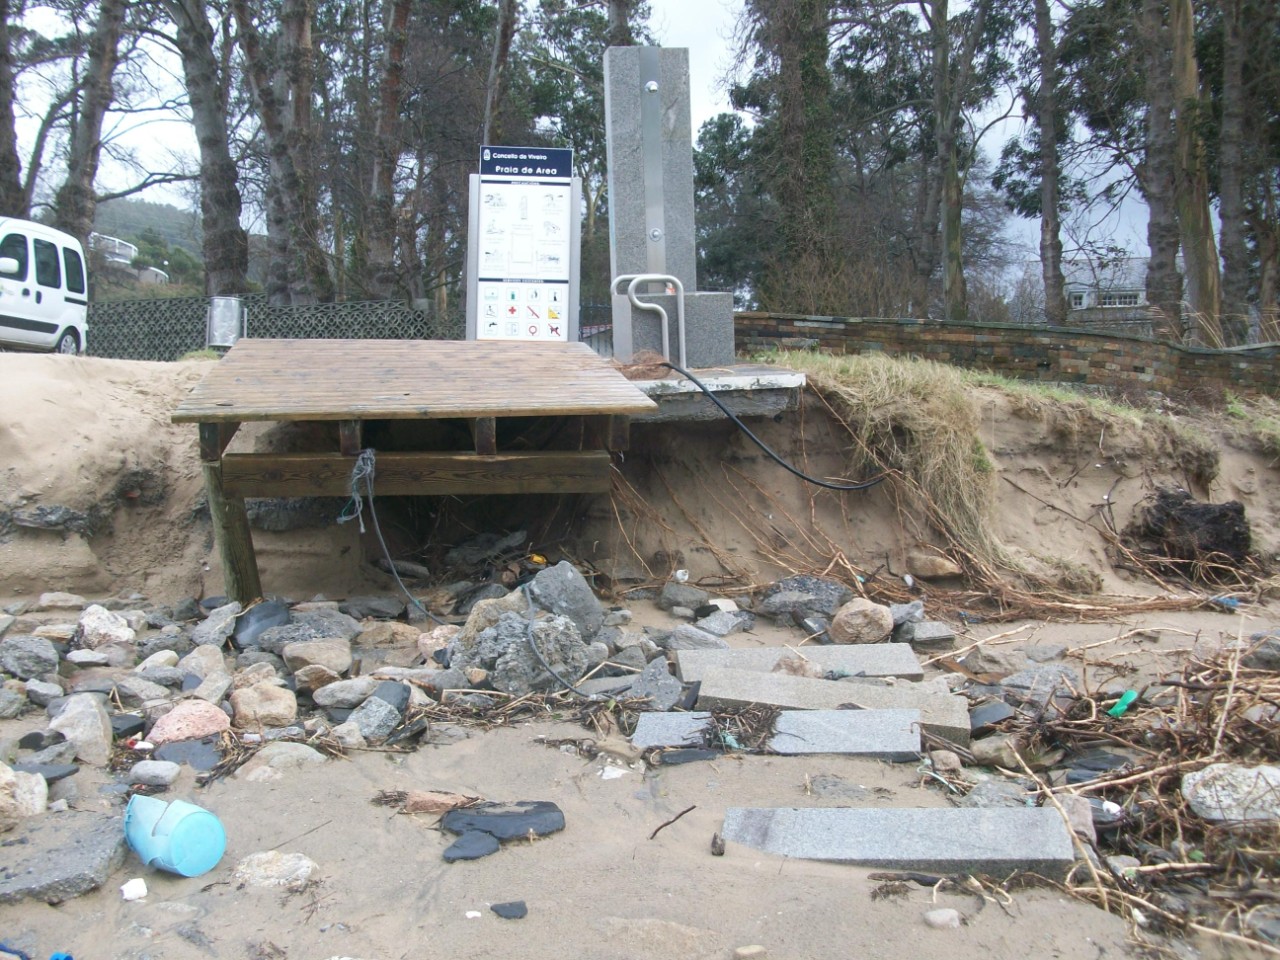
left=659, top=361, right=886, bottom=492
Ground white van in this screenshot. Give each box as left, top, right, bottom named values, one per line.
left=0, top=217, right=89, bottom=354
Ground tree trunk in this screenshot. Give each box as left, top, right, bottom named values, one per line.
left=933, top=0, right=987, bottom=324
left=1034, top=0, right=1067, bottom=325
left=1216, top=0, right=1249, bottom=342
left=1140, top=0, right=1183, bottom=340
left=0, top=0, right=26, bottom=215
left=606, top=0, right=634, bottom=47
left=53, top=0, right=127, bottom=243
left=1171, top=0, right=1222, bottom=344
left=367, top=0, right=413, bottom=300
left=769, top=0, right=834, bottom=266
left=168, top=0, right=249, bottom=296
left=481, top=0, right=518, bottom=145
left=232, top=0, right=334, bottom=304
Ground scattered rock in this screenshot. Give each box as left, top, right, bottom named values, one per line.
left=828, top=598, right=894, bottom=644
left=999, top=665, right=1081, bottom=710
left=694, top=609, right=755, bottom=637
left=230, top=683, right=298, bottom=728
left=491, top=900, right=528, bottom=919
left=282, top=638, right=353, bottom=675
left=757, top=576, right=853, bottom=621
left=189, top=672, right=233, bottom=704
left=178, top=644, right=228, bottom=679
left=923, top=908, right=961, bottom=929
left=191, top=601, right=242, bottom=648
left=233, top=850, right=318, bottom=889
left=630, top=657, right=685, bottom=711
left=339, top=596, right=406, bottom=620
left=129, top=760, right=181, bottom=787
left=34, top=592, right=87, bottom=611
left=443, top=830, right=501, bottom=862
left=313, top=677, right=379, bottom=709
left=1181, top=763, right=1280, bottom=822
left=258, top=610, right=362, bottom=653
left=526, top=561, right=605, bottom=639
left=74, top=605, right=136, bottom=649
left=293, top=663, right=341, bottom=693
left=24, top=679, right=63, bottom=707
left=0, top=811, right=126, bottom=904
left=970, top=735, right=1024, bottom=769
left=148, top=699, right=231, bottom=746
left=330, top=720, right=365, bottom=748
left=907, top=549, right=963, bottom=580
left=354, top=621, right=421, bottom=648
left=0, top=635, right=60, bottom=679
left=418, top=623, right=459, bottom=662
left=347, top=696, right=401, bottom=742
left=48, top=693, right=113, bottom=766
left=733, top=947, right=768, bottom=960
left=441, top=800, right=565, bottom=843
left=0, top=687, right=26, bottom=719
left=658, top=581, right=710, bottom=612
left=456, top=612, right=589, bottom=696
left=665, top=624, right=729, bottom=651
left=930, top=750, right=963, bottom=775
left=232, top=599, right=290, bottom=648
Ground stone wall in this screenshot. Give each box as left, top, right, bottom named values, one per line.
left=735, top=313, right=1280, bottom=398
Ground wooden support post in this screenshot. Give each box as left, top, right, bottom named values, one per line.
left=584, top=414, right=630, bottom=451
left=339, top=420, right=364, bottom=456
left=607, top=414, right=630, bottom=452
left=199, top=422, right=241, bottom=461
left=201, top=459, right=263, bottom=605
left=473, top=417, right=497, bottom=455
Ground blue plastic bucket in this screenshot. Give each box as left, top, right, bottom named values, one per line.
left=124, top=795, right=226, bottom=877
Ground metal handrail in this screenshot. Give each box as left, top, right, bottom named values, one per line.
left=612, top=273, right=687, bottom=369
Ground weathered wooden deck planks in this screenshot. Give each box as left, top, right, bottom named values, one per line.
left=173, top=338, right=655, bottom=603
left=173, top=339, right=657, bottom=422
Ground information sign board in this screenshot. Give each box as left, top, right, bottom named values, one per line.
left=467, top=146, right=578, bottom=342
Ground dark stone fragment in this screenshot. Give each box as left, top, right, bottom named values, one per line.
left=969, top=700, right=1016, bottom=733
left=325, top=707, right=354, bottom=724
left=180, top=673, right=203, bottom=693
left=385, top=715, right=430, bottom=745
left=338, top=596, right=405, bottom=621
left=693, top=604, right=720, bottom=619
left=442, top=830, right=501, bottom=862
left=153, top=735, right=222, bottom=771
left=491, top=900, right=528, bottom=919
left=371, top=680, right=411, bottom=714
left=199, top=596, right=229, bottom=614
left=233, top=600, right=291, bottom=649
left=653, top=748, right=719, bottom=765
left=110, top=714, right=145, bottom=739
left=1069, top=750, right=1132, bottom=773
left=440, top=801, right=565, bottom=840
left=18, top=730, right=60, bottom=751
left=171, top=598, right=202, bottom=622
left=12, top=762, right=78, bottom=783
left=675, top=681, right=701, bottom=712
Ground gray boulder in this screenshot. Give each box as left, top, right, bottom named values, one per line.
left=257, top=610, right=362, bottom=653
left=191, top=601, right=242, bottom=647
left=456, top=612, right=589, bottom=695
left=526, top=561, right=604, bottom=640
left=664, top=624, right=729, bottom=651
left=756, top=575, right=853, bottom=622
left=657, top=581, right=710, bottom=612
left=0, top=812, right=126, bottom=904
left=0, top=636, right=60, bottom=679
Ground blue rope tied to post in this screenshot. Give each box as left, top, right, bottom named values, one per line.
left=337, top=448, right=377, bottom=533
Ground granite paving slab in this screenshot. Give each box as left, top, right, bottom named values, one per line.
left=769, top=709, right=920, bottom=760
left=721, top=807, right=1073, bottom=878
left=674, top=644, right=923, bottom=683
left=695, top=667, right=970, bottom=747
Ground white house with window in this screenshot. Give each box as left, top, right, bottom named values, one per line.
left=1062, top=259, right=1153, bottom=334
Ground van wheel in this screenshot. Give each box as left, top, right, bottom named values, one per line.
left=54, top=329, right=80, bottom=355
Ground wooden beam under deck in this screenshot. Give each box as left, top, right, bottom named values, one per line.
left=220, top=451, right=613, bottom=498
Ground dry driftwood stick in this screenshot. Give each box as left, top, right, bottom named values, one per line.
left=649, top=804, right=697, bottom=840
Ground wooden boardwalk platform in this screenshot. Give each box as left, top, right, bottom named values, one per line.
left=173, top=339, right=656, bottom=603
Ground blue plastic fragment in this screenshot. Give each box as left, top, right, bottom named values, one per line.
left=1209, top=596, right=1240, bottom=611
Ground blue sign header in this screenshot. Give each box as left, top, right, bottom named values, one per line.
left=480, top=145, right=573, bottom=179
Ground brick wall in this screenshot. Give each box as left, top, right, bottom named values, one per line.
left=735, top=313, right=1280, bottom=398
